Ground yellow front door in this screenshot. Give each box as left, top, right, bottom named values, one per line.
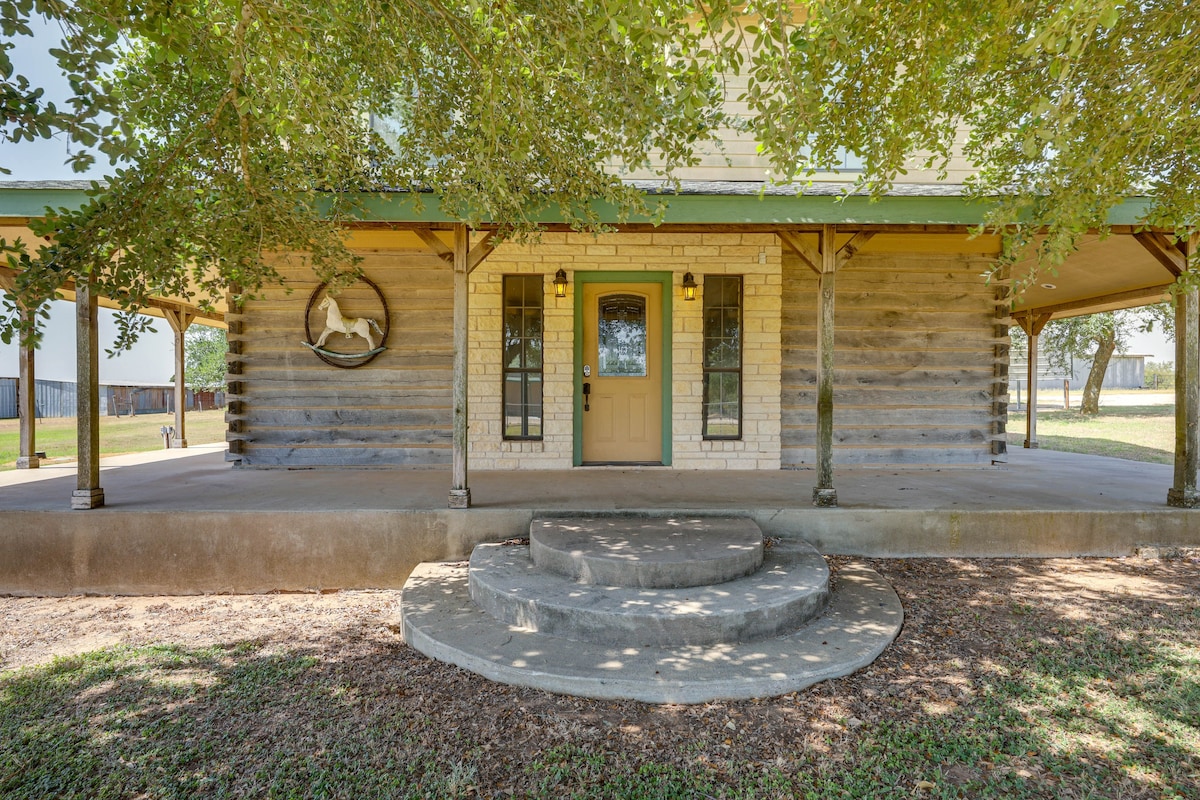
left=581, top=282, right=664, bottom=464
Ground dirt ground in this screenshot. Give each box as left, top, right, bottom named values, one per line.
left=1, top=555, right=1194, bottom=680
left=1, top=556, right=1198, bottom=796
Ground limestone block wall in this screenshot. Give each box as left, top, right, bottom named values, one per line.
left=780, top=245, right=1004, bottom=467
left=468, top=232, right=783, bottom=470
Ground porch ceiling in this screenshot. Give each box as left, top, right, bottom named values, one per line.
left=1011, top=233, right=1176, bottom=321
left=0, top=222, right=226, bottom=327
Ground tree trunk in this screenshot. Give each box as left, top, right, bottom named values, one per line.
left=1079, top=332, right=1117, bottom=415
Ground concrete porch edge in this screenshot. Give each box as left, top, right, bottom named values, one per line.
left=1, top=506, right=1198, bottom=596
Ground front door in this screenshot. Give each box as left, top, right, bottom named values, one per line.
left=581, top=281, right=664, bottom=464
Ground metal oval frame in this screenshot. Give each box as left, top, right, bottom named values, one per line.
left=303, top=275, right=390, bottom=369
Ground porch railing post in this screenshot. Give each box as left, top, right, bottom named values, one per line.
left=449, top=223, right=472, bottom=509
left=15, top=301, right=40, bottom=469
left=72, top=275, right=104, bottom=509
left=813, top=224, right=838, bottom=507
left=1169, top=236, right=1199, bottom=507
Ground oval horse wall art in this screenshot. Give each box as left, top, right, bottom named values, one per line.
left=302, top=275, right=390, bottom=368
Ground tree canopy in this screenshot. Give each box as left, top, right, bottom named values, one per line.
left=1, top=0, right=735, bottom=345
left=182, top=325, right=227, bottom=391
left=1012, top=305, right=1171, bottom=413
left=3, top=0, right=1199, bottom=345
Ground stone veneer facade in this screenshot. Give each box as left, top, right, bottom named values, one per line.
left=467, top=232, right=783, bottom=470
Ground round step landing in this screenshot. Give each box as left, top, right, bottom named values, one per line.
left=469, top=538, right=829, bottom=647
left=402, top=559, right=904, bottom=704
left=530, top=516, right=764, bottom=589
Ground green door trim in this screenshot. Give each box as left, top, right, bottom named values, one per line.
left=573, top=271, right=673, bottom=467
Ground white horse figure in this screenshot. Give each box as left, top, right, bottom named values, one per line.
left=314, top=295, right=384, bottom=352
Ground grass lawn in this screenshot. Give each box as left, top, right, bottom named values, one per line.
left=0, top=558, right=1196, bottom=798
left=1007, top=404, right=1174, bottom=465
left=0, top=409, right=228, bottom=470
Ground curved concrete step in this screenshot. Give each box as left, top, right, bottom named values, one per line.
left=530, top=516, right=764, bottom=589
left=468, top=538, right=830, bottom=647
left=401, top=559, right=904, bottom=704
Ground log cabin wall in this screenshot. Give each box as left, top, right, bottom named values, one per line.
left=781, top=242, right=1004, bottom=467
left=224, top=231, right=1004, bottom=471
left=226, top=243, right=453, bottom=468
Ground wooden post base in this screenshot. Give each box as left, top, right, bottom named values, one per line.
left=15, top=456, right=40, bottom=469
left=448, top=488, right=472, bottom=509
left=1023, top=440, right=1039, bottom=449
left=812, top=487, right=838, bottom=508
left=71, top=488, right=106, bottom=510
left=1167, top=488, right=1200, bottom=508
left=171, top=438, right=188, bottom=449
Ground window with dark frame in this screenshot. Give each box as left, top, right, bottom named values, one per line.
left=502, top=275, right=544, bottom=440
left=702, top=275, right=742, bottom=439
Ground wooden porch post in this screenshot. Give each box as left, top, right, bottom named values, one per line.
left=449, top=223, right=471, bottom=508
left=813, top=225, right=839, bottom=507
left=164, top=308, right=195, bottom=448
left=1169, top=234, right=1200, bottom=507
left=72, top=276, right=104, bottom=509
left=1024, top=327, right=1039, bottom=448
left=1017, top=313, right=1051, bottom=449
left=15, top=302, right=40, bottom=469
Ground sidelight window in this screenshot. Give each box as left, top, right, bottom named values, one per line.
left=502, top=275, right=543, bottom=439
left=702, top=276, right=742, bottom=439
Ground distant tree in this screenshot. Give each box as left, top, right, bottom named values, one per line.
left=1012, top=304, right=1172, bottom=414
left=1145, top=361, right=1174, bottom=391
left=182, top=326, right=227, bottom=392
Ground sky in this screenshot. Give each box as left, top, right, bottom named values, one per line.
left=0, top=302, right=176, bottom=384
left=2, top=15, right=106, bottom=181
left=1, top=19, right=174, bottom=383
left=1125, top=326, right=1174, bottom=363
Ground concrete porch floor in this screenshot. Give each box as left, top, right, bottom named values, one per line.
left=1, top=444, right=1197, bottom=595
left=0, top=443, right=1180, bottom=512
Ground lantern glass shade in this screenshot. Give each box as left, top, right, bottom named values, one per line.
left=682, top=272, right=698, bottom=301
left=553, top=269, right=568, bottom=298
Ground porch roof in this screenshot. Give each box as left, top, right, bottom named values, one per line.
left=0, top=179, right=1153, bottom=228
left=0, top=180, right=1177, bottom=321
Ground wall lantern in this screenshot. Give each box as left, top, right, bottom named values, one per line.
left=682, top=272, right=698, bottom=301
left=553, top=268, right=569, bottom=298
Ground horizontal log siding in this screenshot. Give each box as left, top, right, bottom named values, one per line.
left=227, top=252, right=452, bottom=468
left=781, top=251, right=1002, bottom=467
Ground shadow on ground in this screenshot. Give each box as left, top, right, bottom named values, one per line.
left=1, top=558, right=1197, bottom=799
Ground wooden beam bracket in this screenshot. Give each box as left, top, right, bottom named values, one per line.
left=416, top=229, right=454, bottom=263
left=1134, top=231, right=1186, bottom=278
left=1014, top=311, right=1053, bottom=337
left=778, top=230, right=821, bottom=275
left=835, top=231, right=875, bottom=270
left=467, top=231, right=498, bottom=273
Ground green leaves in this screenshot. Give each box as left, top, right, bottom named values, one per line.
left=2, top=0, right=742, bottom=347
left=3, top=0, right=1199, bottom=349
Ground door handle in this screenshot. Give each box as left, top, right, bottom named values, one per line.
left=582, top=381, right=591, bottom=412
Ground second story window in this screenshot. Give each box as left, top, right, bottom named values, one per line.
left=503, top=275, right=543, bottom=439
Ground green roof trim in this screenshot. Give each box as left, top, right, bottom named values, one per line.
left=0, top=184, right=1155, bottom=227
left=0, top=187, right=93, bottom=218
